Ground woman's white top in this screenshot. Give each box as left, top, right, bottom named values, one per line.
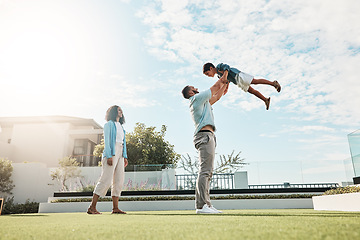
left=115, top=122, right=124, bottom=143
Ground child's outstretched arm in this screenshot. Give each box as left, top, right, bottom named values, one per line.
left=219, top=70, right=229, bottom=83
left=210, top=82, right=229, bottom=105
left=216, top=63, right=230, bottom=83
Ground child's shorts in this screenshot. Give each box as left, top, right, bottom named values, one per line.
left=235, top=72, right=254, bottom=92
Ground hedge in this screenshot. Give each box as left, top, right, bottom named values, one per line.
left=2, top=197, right=39, bottom=215
left=323, top=185, right=360, bottom=195
left=51, top=194, right=318, bottom=203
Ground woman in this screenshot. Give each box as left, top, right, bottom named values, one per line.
left=87, top=105, right=128, bottom=214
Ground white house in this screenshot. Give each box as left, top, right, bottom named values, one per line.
left=0, top=116, right=103, bottom=167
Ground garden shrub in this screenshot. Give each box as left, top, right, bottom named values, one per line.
left=51, top=194, right=318, bottom=203
left=80, top=184, right=95, bottom=192
left=0, top=157, right=15, bottom=195
left=323, top=185, right=360, bottom=195
left=2, top=197, right=39, bottom=215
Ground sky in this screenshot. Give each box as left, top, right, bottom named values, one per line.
left=0, top=0, right=359, bottom=185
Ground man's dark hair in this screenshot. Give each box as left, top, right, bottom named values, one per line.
left=182, top=85, right=191, bottom=99
left=203, top=62, right=215, bottom=73
left=105, top=105, right=125, bottom=124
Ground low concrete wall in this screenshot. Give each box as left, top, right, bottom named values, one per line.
left=9, top=163, right=176, bottom=203
left=64, top=167, right=177, bottom=191
left=11, top=163, right=59, bottom=204
left=39, top=198, right=313, bottom=213
left=313, top=192, right=360, bottom=211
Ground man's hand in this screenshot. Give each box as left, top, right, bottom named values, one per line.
left=223, top=82, right=229, bottom=95
left=210, top=70, right=229, bottom=96
left=219, top=70, right=229, bottom=83
left=107, top=157, right=113, bottom=166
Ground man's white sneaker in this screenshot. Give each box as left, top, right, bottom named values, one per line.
left=196, top=204, right=220, bottom=214
left=210, top=206, right=222, bottom=213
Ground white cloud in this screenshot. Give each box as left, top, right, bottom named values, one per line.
left=136, top=0, right=360, bottom=125
left=259, top=133, right=278, bottom=138
left=285, top=125, right=336, bottom=134
left=108, top=75, right=158, bottom=107
left=302, top=163, right=346, bottom=174
left=294, top=134, right=348, bottom=155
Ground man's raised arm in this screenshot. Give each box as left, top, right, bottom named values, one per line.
left=209, top=82, right=229, bottom=105
left=210, top=77, right=228, bottom=96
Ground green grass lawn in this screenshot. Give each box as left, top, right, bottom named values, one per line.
left=1, top=209, right=360, bottom=240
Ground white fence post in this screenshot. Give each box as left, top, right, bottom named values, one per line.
left=234, top=171, right=248, bottom=189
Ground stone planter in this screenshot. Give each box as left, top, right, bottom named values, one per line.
left=312, top=192, right=360, bottom=212
left=39, top=198, right=313, bottom=213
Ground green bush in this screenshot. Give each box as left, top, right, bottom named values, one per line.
left=80, top=184, right=95, bottom=192
left=2, top=197, right=39, bottom=215
left=51, top=194, right=317, bottom=203
left=0, top=157, right=15, bottom=195
left=323, top=185, right=360, bottom=195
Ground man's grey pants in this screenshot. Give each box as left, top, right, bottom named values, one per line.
left=193, top=131, right=216, bottom=209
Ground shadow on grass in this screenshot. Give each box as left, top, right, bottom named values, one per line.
left=9, top=214, right=49, bottom=217
left=128, top=211, right=360, bottom=218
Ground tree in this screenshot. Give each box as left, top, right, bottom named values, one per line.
left=0, top=157, right=15, bottom=196
left=50, top=157, right=82, bottom=191
left=93, top=138, right=104, bottom=159
left=126, top=123, right=180, bottom=166
left=179, top=150, right=247, bottom=175
left=93, top=123, right=181, bottom=167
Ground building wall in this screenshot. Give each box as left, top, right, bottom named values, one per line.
left=0, top=141, right=14, bottom=159
left=0, top=117, right=103, bottom=167
left=9, top=123, right=70, bottom=167
left=11, top=163, right=60, bottom=204
left=0, top=126, right=13, bottom=143
left=0, top=126, right=14, bottom=159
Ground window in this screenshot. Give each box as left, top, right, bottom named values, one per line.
left=73, top=139, right=87, bottom=155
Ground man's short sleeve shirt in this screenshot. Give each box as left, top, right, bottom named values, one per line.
left=189, top=89, right=215, bottom=135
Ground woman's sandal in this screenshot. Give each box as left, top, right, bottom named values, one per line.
left=273, top=81, right=281, bottom=92
left=112, top=208, right=127, bottom=214
left=87, top=207, right=101, bottom=214
left=265, top=97, right=271, bottom=110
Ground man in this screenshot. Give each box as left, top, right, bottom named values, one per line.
left=182, top=77, right=228, bottom=214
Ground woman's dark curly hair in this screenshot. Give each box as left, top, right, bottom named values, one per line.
left=105, top=105, right=125, bottom=124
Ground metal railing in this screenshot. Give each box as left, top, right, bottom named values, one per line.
left=249, top=182, right=339, bottom=189
left=176, top=173, right=340, bottom=190
left=176, top=173, right=234, bottom=190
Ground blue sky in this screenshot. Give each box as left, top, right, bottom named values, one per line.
left=1, top=0, right=359, bottom=184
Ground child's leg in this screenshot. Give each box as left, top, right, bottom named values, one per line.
left=251, top=79, right=281, bottom=92
left=251, top=78, right=274, bottom=85
left=248, top=86, right=270, bottom=110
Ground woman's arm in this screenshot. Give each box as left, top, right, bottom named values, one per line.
left=103, top=122, right=112, bottom=159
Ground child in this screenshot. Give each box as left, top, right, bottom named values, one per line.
left=203, top=62, right=281, bottom=110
